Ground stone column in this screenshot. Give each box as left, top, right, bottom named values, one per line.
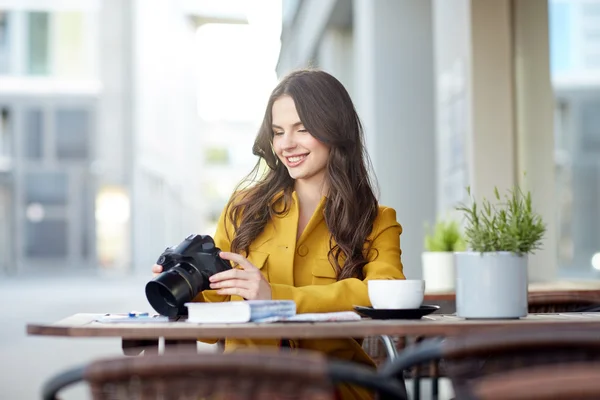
left=353, top=0, right=436, bottom=279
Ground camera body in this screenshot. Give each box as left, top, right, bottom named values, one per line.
left=145, top=234, right=232, bottom=317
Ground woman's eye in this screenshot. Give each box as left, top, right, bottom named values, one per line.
left=298, top=129, right=307, bottom=133
left=273, top=131, right=284, bottom=136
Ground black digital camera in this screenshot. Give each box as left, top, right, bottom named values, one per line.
left=145, top=234, right=232, bottom=317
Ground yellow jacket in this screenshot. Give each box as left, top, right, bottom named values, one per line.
left=194, top=192, right=405, bottom=399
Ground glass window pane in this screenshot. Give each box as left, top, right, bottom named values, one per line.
left=27, top=12, right=50, bottom=75
left=56, top=109, right=89, bottom=159
left=25, top=219, right=67, bottom=257
left=0, top=12, right=10, bottom=74
left=54, top=12, right=86, bottom=77
left=581, top=101, right=600, bottom=152
left=0, top=107, right=11, bottom=159
left=24, top=109, right=43, bottom=159
left=25, top=171, right=68, bottom=205
left=572, top=163, right=600, bottom=266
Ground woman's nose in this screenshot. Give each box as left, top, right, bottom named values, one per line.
left=280, top=133, right=297, bottom=150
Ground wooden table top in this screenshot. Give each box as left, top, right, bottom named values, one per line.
left=26, top=312, right=600, bottom=340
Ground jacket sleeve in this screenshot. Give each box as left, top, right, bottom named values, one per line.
left=269, top=207, right=405, bottom=313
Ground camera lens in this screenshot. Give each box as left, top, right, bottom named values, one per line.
left=145, top=267, right=194, bottom=317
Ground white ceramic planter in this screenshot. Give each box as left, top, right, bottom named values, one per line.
left=455, top=252, right=528, bottom=319
left=422, top=252, right=455, bottom=292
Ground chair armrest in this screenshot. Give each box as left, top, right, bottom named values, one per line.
left=42, top=365, right=86, bottom=400
left=327, top=361, right=408, bottom=400
left=379, top=337, right=445, bottom=379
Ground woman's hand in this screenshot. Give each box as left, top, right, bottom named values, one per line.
left=151, top=264, right=162, bottom=277
left=209, top=252, right=272, bottom=300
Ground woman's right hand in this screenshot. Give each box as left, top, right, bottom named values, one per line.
left=152, top=264, right=163, bottom=277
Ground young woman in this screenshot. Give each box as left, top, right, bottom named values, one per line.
left=152, top=69, right=405, bottom=399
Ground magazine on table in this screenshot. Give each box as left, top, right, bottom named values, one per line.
left=185, top=300, right=361, bottom=324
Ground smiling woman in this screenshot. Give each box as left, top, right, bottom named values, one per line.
left=152, top=69, right=405, bottom=400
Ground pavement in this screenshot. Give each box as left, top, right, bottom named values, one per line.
left=0, top=271, right=172, bottom=400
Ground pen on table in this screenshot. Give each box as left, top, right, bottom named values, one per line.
left=128, top=312, right=149, bottom=318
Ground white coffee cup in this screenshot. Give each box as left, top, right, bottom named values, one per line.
left=368, top=279, right=425, bottom=309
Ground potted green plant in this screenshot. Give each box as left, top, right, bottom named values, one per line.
left=455, top=186, right=546, bottom=319
left=422, top=219, right=466, bottom=292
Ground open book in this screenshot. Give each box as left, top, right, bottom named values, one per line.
left=254, top=311, right=361, bottom=323
left=185, top=300, right=297, bottom=323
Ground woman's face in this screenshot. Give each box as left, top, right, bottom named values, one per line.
left=271, top=95, right=330, bottom=185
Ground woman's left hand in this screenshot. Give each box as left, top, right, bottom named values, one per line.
left=209, top=252, right=272, bottom=300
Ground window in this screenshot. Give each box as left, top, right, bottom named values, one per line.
left=25, top=171, right=68, bottom=206
left=25, top=219, right=68, bottom=257
left=54, top=12, right=87, bottom=77
left=24, top=109, right=43, bottom=159
left=0, top=10, right=94, bottom=77
left=55, top=109, right=89, bottom=159
left=24, top=11, right=91, bottom=77
left=553, top=97, right=600, bottom=276
left=580, top=101, right=600, bottom=154
left=0, top=12, right=10, bottom=74
left=27, top=12, right=50, bottom=75
left=0, top=107, right=11, bottom=160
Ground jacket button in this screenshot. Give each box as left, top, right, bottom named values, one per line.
left=297, top=245, right=309, bottom=257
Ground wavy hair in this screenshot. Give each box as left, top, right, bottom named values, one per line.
left=226, top=69, right=379, bottom=280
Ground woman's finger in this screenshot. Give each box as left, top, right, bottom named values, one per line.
left=210, top=279, right=250, bottom=290
left=215, top=287, right=251, bottom=299
left=210, top=268, right=253, bottom=283
left=152, top=264, right=163, bottom=273
left=152, top=264, right=163, bottom=277
left=218, top=252, right=258, bottom=271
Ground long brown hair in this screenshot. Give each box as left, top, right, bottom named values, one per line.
left=226, top=69, right=379, bottom=280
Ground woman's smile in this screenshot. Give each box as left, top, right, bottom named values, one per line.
left=285, top=153, right=308, bottom=167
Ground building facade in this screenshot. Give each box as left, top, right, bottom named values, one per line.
left=0, top=0, right=101, bottom=274
left=0, top=0, right=273, bottom=275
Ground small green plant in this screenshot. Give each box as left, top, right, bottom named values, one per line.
left=456, top=186, right=546, bottom=255
left=424, top=219, right=467, bottom=252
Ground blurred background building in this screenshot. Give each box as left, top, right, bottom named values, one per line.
left=0, top=0, right=279, bottom=276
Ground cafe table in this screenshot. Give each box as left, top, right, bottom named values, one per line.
left=27, top=312, right=600, bottom=343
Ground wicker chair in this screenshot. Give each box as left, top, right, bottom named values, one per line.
left=470, top=362, right=600, bottom=400
left=376, top=325, right=600, bottom=399
left=528, top=291, right=600, bottom=313
left=42, top=348, right=407, bottom=400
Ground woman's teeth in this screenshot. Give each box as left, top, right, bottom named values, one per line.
left=287, top=155, right=307, bottom=163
